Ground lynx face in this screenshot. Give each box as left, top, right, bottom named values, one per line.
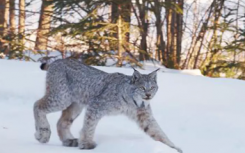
left=131, top=69, right=159, bottom=107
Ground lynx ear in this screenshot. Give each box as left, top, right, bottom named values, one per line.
left=131, top=68, right=142, bottom=83
left=148, top=68, right=160, bottom=82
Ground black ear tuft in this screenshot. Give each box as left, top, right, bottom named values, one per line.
left=131, top=68, right=142, bottom=83
left=148, top=68, right=160, bottom=82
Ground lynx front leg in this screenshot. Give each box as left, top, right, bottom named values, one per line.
left=57, top=103, right=84, bottom=147
left=128, top=107, right=182, bottom=153
left=79, top=107, right=101, bottom=150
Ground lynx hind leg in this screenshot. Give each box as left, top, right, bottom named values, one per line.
left=79, top=106, right=102, bottom=150
left=33, top=97, right=52, bottom=143
left=57, top=103, right=84, bottom=147
left=33, top=95, right=72, bottom=144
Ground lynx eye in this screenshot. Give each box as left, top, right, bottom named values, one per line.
left=151, top=86, right=155, bottom=90
left=141, top=87, right=146, bottom=91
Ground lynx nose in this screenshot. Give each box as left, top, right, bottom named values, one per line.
left=145, top=93, right=151, bottom=98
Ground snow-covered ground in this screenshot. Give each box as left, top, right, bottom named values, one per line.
left=0, top=59, right=245, bottom=153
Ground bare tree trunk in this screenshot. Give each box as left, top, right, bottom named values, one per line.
left=122, top=0, right=131, bottom=43
left=18, top=0, right=25, bottom=45
left=9, top=0, right=15, bottom=35
left=166, top=0, right=174, bottom=67
left=233, top=0, right=240, bottom=63
left=111, top=2, right=119, bottom=23
left=0, top=0, right=6, bottom=55
left=4, top=0, right=8, bottom=30
left=208, top=0, right=225, bottom=61
left=111, top=1, right=119, bottom=53
left=111, top=0, right=119, bottom=35
left=0, top=0, right=6, bottom=36
left=165, top=0, right=183, bottom=68
left=136, top=0, right=149, bottom=61
left=8, top=0, right=15, bottom=57
left=0, top=0, right=9, bottom=55
left=172, top=5, right=177, bottom=66
left=152, top=0, right=165, bottom=63
left=117, top=5, right=123, bottom=66
left=140, top=19, right=148, bottom=61
left=35, top=0, right=53, bottom=51
left=156, top=25, right=165, bottom=62
left=111, top=0, right=131, bottom=66
left=176, top=0, right=183, bottom=65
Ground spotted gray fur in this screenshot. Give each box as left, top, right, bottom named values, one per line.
left=33, top=59, right=182, bottom=152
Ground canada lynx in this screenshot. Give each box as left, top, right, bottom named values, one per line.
left=33, top=59, right=182, bottom=152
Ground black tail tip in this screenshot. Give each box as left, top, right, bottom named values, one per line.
left=40, top=63, right=47, bottom=70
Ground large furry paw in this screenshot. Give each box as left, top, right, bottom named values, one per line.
left=79, top=141, right=96, bottom=149
left=62, top=139, right=78, bottom=147
left=35, top=127, right=51, bottom=143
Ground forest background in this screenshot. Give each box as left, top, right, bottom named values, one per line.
left=0, top=0, right=245, bottom=79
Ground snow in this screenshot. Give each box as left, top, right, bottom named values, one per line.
left=142, top=61, right=203, bottom=76
left=0, top=59, right=245, bottom=153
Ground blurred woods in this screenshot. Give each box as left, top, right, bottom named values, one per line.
left=0, top=0, right=245, bottom=79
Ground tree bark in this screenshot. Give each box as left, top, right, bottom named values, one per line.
left=111, top=0, right=131, bottom=66
left=35, top=0, right=53, bottom=51
left=9, top=0, right=15, bottom=34
left=111, top=2, right=119, bottom=24
left=111, top=0, right=131, bottom=41
left=4, top=0, right=8, bottom=31
left=0, top=0, right=9, bottom=55
left=165, top=0, right=183, bottom=68
left=19, top=0, right=25, bottom=45
left=136, top=0, right=149, bottom=61
left=176, top=0, right=183, bottom=65
left=152, top=0, right=165, bottom=63
left=0, top=0, right=6, bottom=36
left=117, top=5, right=123, bottom=66
left=166, top=0, right=174, bottom=67
left=122, top=0, right=131, bottom=43
left=0, top=0, right=7, bottom=55
left=172, top=4, right=177, bottom=66
left=208, top=0, right=225, bottom=62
